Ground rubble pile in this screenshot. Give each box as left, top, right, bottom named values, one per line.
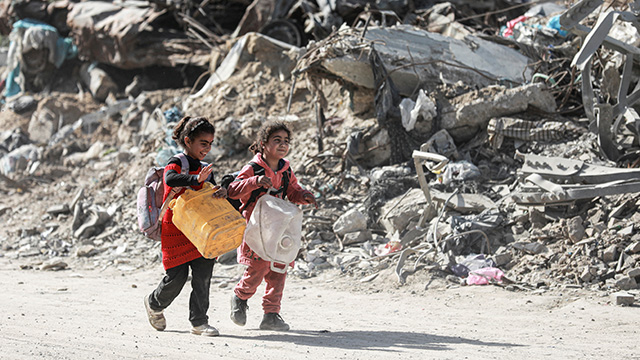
left=2, top=0, right=640, bottom=301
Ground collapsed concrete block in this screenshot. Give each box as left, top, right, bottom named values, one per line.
left=566, top=216, right=585, bottom=243
left=612, top=292, right=635, bottom=306
left=319, top=25, right=532, bottom=97
left=79, top=63, right=118, bottom=103
left=615, top=276, right=637, bottom=291
left=342, top=230, right=372, bottom=246
left=46, top=205, right=70, bottom=216
left=440, top=83, right=556, bottom=142
left=333, top=208, right=368, bottom=237
left=379, top=188, right=425, bottom=235
left=603, top=244, right=618, bottom=262
left=626, top=267, right=640, bottom=278
left=626, top=241, right=640, bottom=254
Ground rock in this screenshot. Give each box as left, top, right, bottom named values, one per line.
left=441, top=83, right=556, bottom=142
left=491, top=252, right=512, bottom=267
left=618, top=225, right=634, bottom=237
left=603, top=244, right=618, bottom=262
left=333, top=208, right=368, bottom=237
left=76, top=245, right=98, bottom=257
left=41, top=259, right=68, bottom=271
left=513, top=242, right=548, bottom=255
left=566, top=216, right=585, bottom=243
left=46, top=204, right=70, bottom=216
left=626, top=241, right=640, bottom=254
left=615, top=276, right=638, bottom=291
left=529, top=209, right=548, bottom=229
left=580, top=267, right=593, bottom=282
left=79, top=63, right=118, bottom=102
left=379, top=188, right=425, bottom=235
left=612, top=292, right=634, bottom=306
left=627, top=267, right=640, bottom=279
left=342, top=230, right=372, bottom=246
left=73, top=207, right=111, bottom=239
left=28, top=107, right=57, bottom=143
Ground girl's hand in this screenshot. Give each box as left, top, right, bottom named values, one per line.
left=198, top=164, right=214, bottom=183
left=212, top=186, right=227, bottom=199
left=257, top=175, right=272, bottom=188
left=302, top=192, right=318, bottom=209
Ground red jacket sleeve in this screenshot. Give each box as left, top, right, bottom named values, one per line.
left=227, top=164, right=260, bottom=201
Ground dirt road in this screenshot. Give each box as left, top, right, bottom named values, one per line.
left=0, top=257, right=637, bottom=360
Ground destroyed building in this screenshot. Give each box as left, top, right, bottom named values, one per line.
left=1, top=0, right=640, bottom=304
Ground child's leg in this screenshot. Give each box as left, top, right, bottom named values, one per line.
left=262, top=268, right=287, bottom=314
left=149, top=263, right=189, bottom=310
left=234, top=260, right=270, bottom=301
left=188, top=257, right=216, bottom=326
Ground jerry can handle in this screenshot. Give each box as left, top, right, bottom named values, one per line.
left=270, top=261, right=288, bottom=274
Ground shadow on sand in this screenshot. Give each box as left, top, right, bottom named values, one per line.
left=223, top=329, right=523, bottom=352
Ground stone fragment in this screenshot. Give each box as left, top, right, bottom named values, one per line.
left=580, top=267, right=592, bottom=282
left=41, top=259, right=68, bottom=271
left=492, top=252, right=512, bottom=267
left=566, top=216, right=585, bottom=243
left=612, top=292, right=634, bottom=306
left=618, top=225, right=634, bottom=237
left=627, top=267, right=640, bottom=279
left=626, top=241, right=640, bottom=254
left=378, top=188, right=425, bottom=235
left=615, top=276, right=637, bottom=291
left=342, top=230, right=372, bottom=246
left=46, top=204, right=70, bottom=216
left=76, top=245, right=98, bottom=257
left=603, top=244, right=618, bottom=262
left=333, top=208, right=368, bottom=237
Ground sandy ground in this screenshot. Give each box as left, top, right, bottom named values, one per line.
left=0, top=257, right=638, bottom=360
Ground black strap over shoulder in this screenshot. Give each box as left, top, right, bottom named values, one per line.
left=245, top=161, right=290, bottom=210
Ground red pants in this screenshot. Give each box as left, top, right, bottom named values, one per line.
left=234, top=260, right=287, bottom=314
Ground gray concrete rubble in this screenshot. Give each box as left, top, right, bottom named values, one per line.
left=301, top=25, right=532, bottom=97
left=3, top=0, right=640, bottom=303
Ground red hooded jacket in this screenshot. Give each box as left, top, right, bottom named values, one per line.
left=227, top=153, right=312, bottom=266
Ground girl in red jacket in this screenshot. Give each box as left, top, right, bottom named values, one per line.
left=227, top=121, right=316, bottom=331
left=144, top=116, right=226, bottom=336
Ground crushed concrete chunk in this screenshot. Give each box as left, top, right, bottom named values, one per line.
left=612, top=292, right=635, bottom=306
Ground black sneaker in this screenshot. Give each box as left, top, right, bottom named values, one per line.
left=259, top=313, right=290, bottom=331
left=230, top=294, right=248, bottom=326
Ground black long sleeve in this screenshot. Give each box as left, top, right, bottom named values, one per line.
left=164, top=154, right=216, bottom=187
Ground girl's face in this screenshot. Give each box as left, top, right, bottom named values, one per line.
left=184, top=132, right=214, bottom=161
left=261, top=129, right=290, bottom=161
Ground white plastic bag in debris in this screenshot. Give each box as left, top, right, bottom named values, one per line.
left=244, top=193, right=303, bottom=273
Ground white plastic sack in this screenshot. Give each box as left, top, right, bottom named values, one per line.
left=244, top=194, right=303, bottom=273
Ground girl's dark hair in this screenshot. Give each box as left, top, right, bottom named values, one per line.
left=172, top=116, right=215, bottom=148
left=249, top=121, right=291, bottom=155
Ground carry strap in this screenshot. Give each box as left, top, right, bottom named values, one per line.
left=244, top=161, right=290, bottom=210
left=158, top=153, right=190, bottom=221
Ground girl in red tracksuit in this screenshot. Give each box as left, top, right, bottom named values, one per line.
left=144, top=116, right=226, bottom=337
left=227, top=121, right=316, bottom=331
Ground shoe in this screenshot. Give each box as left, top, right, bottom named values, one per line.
left=144, top=295, right=166, bottom=331
left=230, top=294, right=248, bottom=326
left=259, top=313, right=290, bottom=331
left=191, top=323, right=220, bottom=337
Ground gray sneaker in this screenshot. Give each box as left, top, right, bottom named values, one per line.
left=259, top=313, right=290, bottom=331
left=191, top=323, right=220, bottom=336
left=144, top=295, right=166, bottom=331
left=230, top=294, right=248, bottom=326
